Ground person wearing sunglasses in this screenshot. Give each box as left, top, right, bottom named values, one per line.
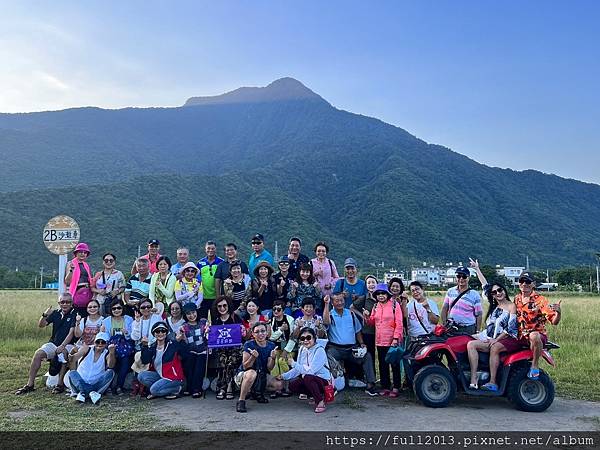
left=175, top=262, right=204, bottom=310
left=276, top=327, right=331, bottom=413
left=67, top=332, right=116, bottom=404
left=73, top=299, right=104, bottom=347
left=268, top=299, right=295, bottom=398
left=248, top=233, right=274, bottom=280
left=440, top=266, right=483, bottom=334
left=15, top=293, right=77, bottom=395
left=91, top=253, right=125, bottom=316
left=124, top=258, right=152, bottom=317
left=138, top=321, right=189, bottom=400
left=101, top=298, right=134, bottom=394
left=131, top=299, right=162, bottom=349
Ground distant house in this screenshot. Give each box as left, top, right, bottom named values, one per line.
left=410, top=267, right=442, bottom=286
left=496, top=266, right=525, bottom=286
left=383, top=269, right=407, bottom=284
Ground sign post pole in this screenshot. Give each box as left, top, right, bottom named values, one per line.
left=43, top=215, right=80, bottom=293
left=58, top=254, right=67, bottom=294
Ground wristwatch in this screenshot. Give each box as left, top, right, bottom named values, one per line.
left=41, top=313, right=48, bottom=318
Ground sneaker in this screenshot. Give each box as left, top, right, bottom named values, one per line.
left=348, top=378, right=367, bottom=388
left=57, top=353, right=67, bottom=363
left=76, top=393, right=86, bottom=403
left=298, top=394, right=308, bottom=400
left=236, top=400, right=247, bottom=413
left=89, top=391, right=101, bottom=404
left=365, top=387, right=379, bottom=397
left=68, top=390, right=77, bottom=398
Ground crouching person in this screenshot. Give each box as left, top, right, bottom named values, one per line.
left=138, top=321, right=188, bottom=400
left=67, top=332, right=115, bottom=404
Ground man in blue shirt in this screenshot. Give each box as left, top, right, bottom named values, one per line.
left=332, top=258, right=367, bottom=309
left=248, top=233, right=275, bottom=279
left=322, top=294, right=378, bottom=396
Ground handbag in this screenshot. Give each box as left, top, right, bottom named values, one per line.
left=324, top=380, right=335, bottom=403
left=109, top=333, right=135, bottom=358
left=384, top=343, right=405, bottom=365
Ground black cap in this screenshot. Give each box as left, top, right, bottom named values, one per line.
left=519, top=271, right=535, bottom=283
left=148, top=239, right=160, bottom=246
left=455, top=266, right=470, bottom=276
left=151, top=321, right=169, bottom=335
left=251, top=233, right=264, bottom=243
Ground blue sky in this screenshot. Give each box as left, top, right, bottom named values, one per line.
left=1, top=0, right=599, bottom=184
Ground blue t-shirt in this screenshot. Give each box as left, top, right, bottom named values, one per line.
left=328, top=308, right=362, bottom=345
left=332, top=278, right=367, bottom=308
left=248, top=250, right=275, bottom=279
left=243, top=340, right=276, bottom=372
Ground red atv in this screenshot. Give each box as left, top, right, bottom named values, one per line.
left=403, top=328, right=559, bottom=412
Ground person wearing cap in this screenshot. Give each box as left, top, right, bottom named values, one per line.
left=287, top=237, right=310, bottom=280
left=66, top=332, right=116, bottom=404
left=175, top=262, right=204, bottom=309
left=171, top=247, right=191, bottom=280
left=363, top=283, right=404, bottom=397
left=214, top=243, right=249, bottom=296
left=332, top=258, right=367, bottom=309
left=180, top=303, right=209, bottom=398
left=124, top=258, right=152, bottom=317
left=65, top=242, right=94, bottom=317
left=311, top=241, right=340, bottom=299
left=248, top=233, right=274, bottom=280
left=512, top=271, right=561, bottom=380
left=196, top=240, right=224, bottom=319
left=138, top=321, right=189, bottom=399
left=250, top=261, right=277, bottom=315
left=440, top=266, right=483, bottom=334
left=132, top=239, right=162, bottom=275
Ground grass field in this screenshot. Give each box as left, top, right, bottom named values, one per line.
left=0, top=290, right=598, bottom=430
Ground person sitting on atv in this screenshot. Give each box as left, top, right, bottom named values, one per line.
left=440, top=266, right=482, bottom=334
left=466, top=259, right=519, bottom=391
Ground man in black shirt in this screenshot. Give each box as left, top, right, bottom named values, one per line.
left=15, top=293, right=77, bottom=395
left=214, top=243, right=249, bottom=296
left=287, top=237, right=310, bottom=280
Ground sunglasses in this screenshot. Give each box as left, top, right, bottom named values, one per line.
left=153, top=329, right=168, bottom=334
left=456, top=274, right=468, bottom=279
left=272, top=307, right=283, bottom=312
left=519, top=279, right=532, bottom=285
left=251, top=241, right=262, bottom=245
left=104, top=258, right=115, bottom=263
left=112, top=306, right=123, bottom=311
left=491, top=288, right=503, bottom=295
left=184, top=269, right=196, bottom=273
left=278, top=262, right=289, bottom=265
left=298, top=335, right=313, bottom=342
left=139, top=305, right=152, bottom=310
left=95, top=340, right=106, bottom=345
left=217, top=304, right=228, bottom=309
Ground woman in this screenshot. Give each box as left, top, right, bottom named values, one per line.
left=269, top=299, right=295, bottom=398
left=288, top=263, right=321, bottom=315
left=222, top=260, right=251, bottom=315
left=91, top=253, right=125, bottom=316
left=278, top=326, right=331, bottom=413
left=138, top=321, right=188, bottom=399
left=363, top=283, right=404, bottom=397
left=149, top=256, right=176, bottom=317
left=242, top=299, right=269, bottom=340
left=131, top=299, right=162, bottom=349
left=291, top=297, right=327, bottom=339
left=211, top=296, right=243, bottom=400
left=180, top=303, right=209, bottom=398
left=175, top=262, right=203, bottom=309
left=101, top=298, right=134, bottom=394
left=406, top=281, right=439, bottom=338
left=166, top=301, right=185, bottom=340
left=467, top=259, right=518, bottom=391
left=353, top=274, right=378, bottom=369
left=311, top=242, right=339, bottom=299
left=250, top=261, right=277, bottom=316
left=74, top=299, right=104, bottom=347
left=65, top=242, right=94, bottom=317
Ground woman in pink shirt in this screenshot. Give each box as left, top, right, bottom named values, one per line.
left=310, top=242, right=340, bottom=299
left=363, top=283, right=404, bottom=397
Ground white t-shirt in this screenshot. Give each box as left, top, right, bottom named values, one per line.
left=407, top=299, right=439, bottom=337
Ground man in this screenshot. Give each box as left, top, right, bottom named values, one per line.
left=132, top=239, right=161, bottom=275
left=124, top=258, right=152, bottom=317
left=273, top=255, right=292, bottom=306
left=332, top=258, right=367, bottom=309
left=171, top=247, right=191, bottom=280
left=196, top=240, right=223, bottom=318
left=15, top=293, right=77, bottom=395
left=407, top=281, right=440, bottom=338
left=248, top=233, right=274, bottom=279
left=322, top=293, right=378, bottom=396
left=214, top=243, right=249, bottom=296
left=440, top=266, right=482, bottom=334
left=511, top=271, right=561, bottom=379
left=287, top=237, right=310, bottom=280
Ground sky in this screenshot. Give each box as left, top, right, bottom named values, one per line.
left=1, top=0, right=599, bottom=184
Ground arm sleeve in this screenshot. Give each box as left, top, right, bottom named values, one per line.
left=393, top=303, right=404, bottom=341
left=303, top=347, right=327, bottom=376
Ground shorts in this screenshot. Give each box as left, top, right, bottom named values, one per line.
left=39, top=342, right=74, bottom=359
left=498, top=334, right=547, bottom=354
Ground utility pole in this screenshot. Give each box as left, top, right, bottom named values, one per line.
left=526, top=255, right=530, bottom=270
left=595, top=253, right=600, bottom=294
left=137, top=245, right=141, bottom=258
left=274, top=241, right=279, bottom=261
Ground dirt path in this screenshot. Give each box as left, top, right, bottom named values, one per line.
left=151, top=390, right=600, bottom=431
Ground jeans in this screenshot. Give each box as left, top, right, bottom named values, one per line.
left=326, top=344, right=376, bottom=384
left=138, top=370, right=183, bottom=397
left=114, top=355, right=132, bottom=389
left=69, top=370, right=114, bottom=395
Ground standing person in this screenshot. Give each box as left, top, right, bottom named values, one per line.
left=138, top=322, right=188, bottom=399
left=311, top=241, right=340, bottom=299
left=440, top=266, right=483, bottom=334
left=322, top=293, right=378, bottom=396
left=174, top=262, right=203, bottom=309
left=287, top=263, right=322, bottom=315
left=287, top=237, right=310, bottom=280
left=235, top=322, right=278, bottom=413
left=214, top=243, right=249, bottom=296
left=67, top=332, right=116, bottom=404
left=332, top=258, right=367, bottom=309
left=274, top=256, right=292, bottom=312
left=250, top=261, right=277, bottom=316
left=180, top=303, right=209, bottom=398
left=149, top=256, right=176, bottom=316
left=101, top=298, right=134, bottom=395
left=91, top=253, right=125, bottom=316
left=73, top=299, right=104, bottom=347
left=363, top=283, right=404, bottom=397
left=222, top=260, right=252, bottom=316
left=171, top=247, right=191, bottom=280
left=211, top=296, right=243, bottom=400
left=278, top=327, right=331, bottom=413
left=124, top=258, right=152, bottom=317
left=248, top=233, right=274, bottom=279
left=15, top=293, right=77, bottom=395
left=352, top=274, right=378, bottom=369
left=65, top=242, right=94, bottom=317
left=132, top=239, right=161, bottom=275
left=197, top=240, right=224, bottom=319
left=406, top=281, right=439, bottom=338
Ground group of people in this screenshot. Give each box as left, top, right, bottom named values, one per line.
left=15, top=234, right=562, bottom=414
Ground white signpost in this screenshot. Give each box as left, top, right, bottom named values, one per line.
left=43, top=215, right=80, bottom=294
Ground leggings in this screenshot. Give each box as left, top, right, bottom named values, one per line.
left=377, top=346, right=401, bottom=390
left=288, top=375, right=328, bottom=404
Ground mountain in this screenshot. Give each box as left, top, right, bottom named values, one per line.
left=1, top=77, right=599, bottom=271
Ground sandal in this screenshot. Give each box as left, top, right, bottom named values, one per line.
left=192, top=392, right=202, bottom=399
left=469, top=383, right=478, bottom=390
left=481, top=383, right=498, bottom=392
left=270, top=391, right=281, bottom=399
left=51, top=384, right=65, bottom=394
left=15, top=384, right=35, bottom=395
left=165, top=394, right=179, bottom=400
left=528, top=368, right=540, bottom=380
left=388, top=389, right=399, bottom=398
left=146, top=394, right=156, bottom=400
left=226, top=391, right=235, bottom=400
left=314, top=405, right=327, bottom=413
left=216, top=390, right=226, bottom=400
left=256, top=395, right=269, bottom=404
left=280, top=390, right=291, bottom=397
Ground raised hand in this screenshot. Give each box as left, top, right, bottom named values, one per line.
left=280, top=322, right=289, bottom=332
left=44, top=305, right=54, bottom=316
left=469, top=258, right=479, bottom=270
left=362, top=309, right=370, bottom=318
left=176, top=329, right=186, bottom=342
left=108, top=343, right=116, bottom=352
left=323, top=295, right=330, bottom=305
left=140, top=336, right=149, bottom=346
left=550, top=299, right=562, bottom=312
left=134, top=310, right=141, bottom=322
left=75, top=313, right=82, bottom=323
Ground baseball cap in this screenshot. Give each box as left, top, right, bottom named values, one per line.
left=251, top=233, right=264, bottom=243
left=519, top=271, right=535, bottom=283
left=455, top=266, right=470, bottom=276
left=344, top=257, right=358, bottom=268
left=148, top=239, right=160, bottom=246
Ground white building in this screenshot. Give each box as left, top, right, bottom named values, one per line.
left=496, top=266, right=525, bottom=286
left=410, top=267, right=442, bottom=286
left=383, top=269, right=407, bottom=284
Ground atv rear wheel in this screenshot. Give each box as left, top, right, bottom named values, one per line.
left=413, top=365, right=456, bottom=408
left=507, top=366, right=554, bottom=412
